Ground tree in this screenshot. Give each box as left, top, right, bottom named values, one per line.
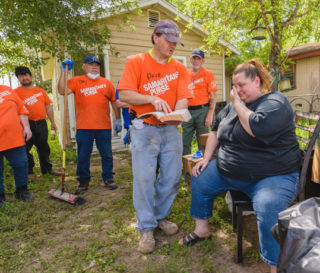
left=0, top=0, right=138, bottom=73
left=171, top=0, right=320, bottom=74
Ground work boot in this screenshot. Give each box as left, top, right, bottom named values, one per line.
left=0, top=193, right=5, bottom=208
left=48, top=169, right=62, bottom=176
left=74, top=181, right=89, bottom=195
left=158, top=219, right=179, bottom=235
left=103, top=179, right=118, bottom=190
left=138, top=231, right=155, bottom=254
left=15, top=186, right=34, bottom=201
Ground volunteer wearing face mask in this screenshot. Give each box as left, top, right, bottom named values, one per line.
left=58, top=56, right=121, bottom=194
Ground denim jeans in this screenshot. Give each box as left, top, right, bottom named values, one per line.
left=0, top=146, right=28, bottom=194
left=190, top=159, right=300, bottom=266
left=76, top=129, right=113, bottom=183
left=130, top=124, right=182, bottom=232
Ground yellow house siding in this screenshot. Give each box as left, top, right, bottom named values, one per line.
left=105, top=7, right=225, bottom=102
left=40, top=51, right=55, bottom=82
left=285, top=56, right=320, bottom=112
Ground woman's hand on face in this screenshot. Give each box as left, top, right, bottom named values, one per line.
left=230, top=87, right=241, bottom=104
left=192, top=159, right=209, bottom=177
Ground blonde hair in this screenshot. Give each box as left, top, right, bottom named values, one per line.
left=233, top=59, right=271, bottom=94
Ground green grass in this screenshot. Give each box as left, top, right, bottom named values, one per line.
left=0, top=132, right=264, bottom=273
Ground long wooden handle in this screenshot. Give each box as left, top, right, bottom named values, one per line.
left=63, top=65, right=68, bottom=151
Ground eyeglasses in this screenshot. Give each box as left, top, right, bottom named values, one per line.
left=157, top=27, right=181, bottom=38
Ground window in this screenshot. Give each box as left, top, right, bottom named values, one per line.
left=148, top=10, right=160, bottom=28
left=173, top=55, right=187, bottom=66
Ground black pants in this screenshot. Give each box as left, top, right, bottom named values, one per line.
left=27, top=119, right=52, bottom=174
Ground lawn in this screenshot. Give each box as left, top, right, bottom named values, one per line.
left=0, top=134, right=268, bottom=272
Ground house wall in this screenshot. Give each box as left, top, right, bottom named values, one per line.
left=103, top=6, right=225, bottom=102
left=46, top=4, right=231, bottom=144
left=285, top=55, right=320, bottom=113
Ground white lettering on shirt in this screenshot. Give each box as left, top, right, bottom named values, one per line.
left=23, top=92, right=43, bottom=106
left=143, top=72, right=179, bottom=96
left=188, top=77, right=204, bottom=90
left=80, top=84, right=106, bottom=96
left=0, top=91, right=11, bottom=104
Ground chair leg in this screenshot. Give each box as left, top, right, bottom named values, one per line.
left=237, top=206, right=243, bottom=263
left=232, top=202, right=237, bottom=232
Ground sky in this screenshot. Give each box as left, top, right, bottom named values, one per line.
left=0, top=73, right=20, bottom=89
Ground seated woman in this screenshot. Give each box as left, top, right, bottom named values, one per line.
left=179, top=59, right=301, bottom=273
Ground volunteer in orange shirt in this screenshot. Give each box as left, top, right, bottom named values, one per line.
left=14, top=66, right=61, bottom=176
left=58, top=56, right=121, bottom=195
left=0, top=85, right=34, bottom=207
left=182, top=49, right=217, bottom=155
left=117, top=19, right=192, bottom=253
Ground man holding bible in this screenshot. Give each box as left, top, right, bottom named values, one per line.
left=117, top=19, right=192, bottom=253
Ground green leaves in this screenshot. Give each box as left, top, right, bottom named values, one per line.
left=171, top=0, right=320, bottom=72
left=0, top=0, right=138, bottom=73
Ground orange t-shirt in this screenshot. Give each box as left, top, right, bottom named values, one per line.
left=14, top=86, right=52, bottom=121
left=0, top=85, right=29, bottom=151
left=68, top=75, right=116, bottom=129
left=117, top=52, right=193, bottom=125
left=188, top=68, right=217, bottom=106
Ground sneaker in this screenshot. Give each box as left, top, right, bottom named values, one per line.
left=15, top=186, right=34, bottom=201
left=158, top=219, right=179, bottom=235
left=104, top=180, right=118, bottom=190
left=138, top=231, right=155, bottom=254
left=0, top=193, right=5, bottom=208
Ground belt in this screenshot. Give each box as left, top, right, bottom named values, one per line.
left=29, top=119, right=46, bottom=124
left=188, top=103, right=209, bottom=110
left=143, top=122, right=168, bottom=127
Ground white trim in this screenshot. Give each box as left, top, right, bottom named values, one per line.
left=173, top=55, right=187, bottom=66
left=222, top=50, right=226, bottom=101
left=98, top=0, right=239, bottom=55
left=103, top=48, right=111, bottom=79
left=102, top=48, right=114, bottom=132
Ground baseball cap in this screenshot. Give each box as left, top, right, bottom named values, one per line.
left=83, top=55, right=101, bottom=65
left=191, top=49, right=205, bottom=59
left=153, top=19, right=184, bottom=46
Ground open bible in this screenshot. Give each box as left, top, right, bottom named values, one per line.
left=138, top=109, right=192, bottom=123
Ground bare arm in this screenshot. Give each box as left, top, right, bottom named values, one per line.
left=19, top=114, right=32, bottom=141
left=45, top=104, right=57, bottom=131
left=192, top=131, right=218, bottom=177
left=230, top=88, right=255, bottom=137
left=111, top=101, right=121, bottom=119
left=205, top=91, right=217, bottom=128
left=174, top=98, right=188, bottom=110
left=116, top=100, right=130, bottom=108
left=119, top=90, right=172, bottom=113
left=58, top=71, right=73, bottom=96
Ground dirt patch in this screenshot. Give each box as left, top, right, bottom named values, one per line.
left=4, top=151, right=270, bottom=273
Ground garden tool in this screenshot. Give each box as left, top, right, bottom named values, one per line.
left=48, top=64, right=85, bottom=205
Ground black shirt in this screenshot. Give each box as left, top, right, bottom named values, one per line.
left=212, top=92, right=301, bottom=181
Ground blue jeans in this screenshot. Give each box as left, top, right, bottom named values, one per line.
left=130, top=124, right=182, bottom=232
left=0, top=146, right=28, bottom=194
left=76, top=129, right=113, bottom=182
left=191, top=159, right=300, bottom=266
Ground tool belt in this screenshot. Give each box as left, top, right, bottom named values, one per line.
left=188, top=103, right=209, bottom=110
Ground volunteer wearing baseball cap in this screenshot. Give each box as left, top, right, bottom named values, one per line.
left=117, top=19, right=192, bottom=253
left=57, top=56, right=121, bottom=194
left=182, top=48, right=218, bottom=155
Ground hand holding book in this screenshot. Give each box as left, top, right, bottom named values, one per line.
left=138, top=109, right=191, bottom=124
